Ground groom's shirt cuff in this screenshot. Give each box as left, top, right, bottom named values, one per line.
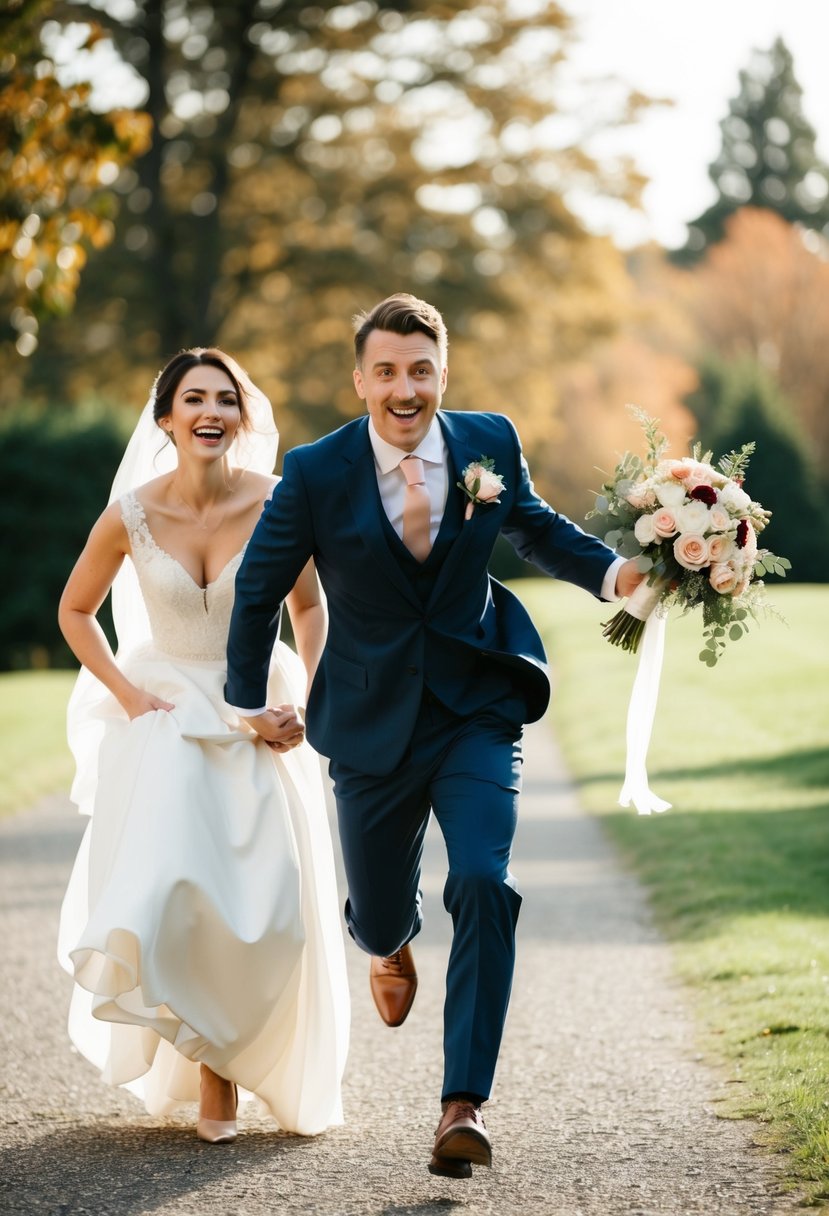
left=231, top=704, right=268, bottom=718
left=601, top=556, right=627, bottom=602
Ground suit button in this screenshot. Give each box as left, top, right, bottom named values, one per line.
left=407, top=666, right=418, bottom=675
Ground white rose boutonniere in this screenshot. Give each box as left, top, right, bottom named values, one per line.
left=458, top=456, right=506, bottom=521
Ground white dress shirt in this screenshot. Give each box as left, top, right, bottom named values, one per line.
left=367, top=415, right=448, bottom=546
left=232, top=414, right=623, bottom=715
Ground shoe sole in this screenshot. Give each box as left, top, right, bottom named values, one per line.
left=434, top=1127, right=492, bottom=1167
left=428, top=1154, right=472, bottom=1179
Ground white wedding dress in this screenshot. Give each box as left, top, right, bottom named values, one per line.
left=58, top=490, right=349, bottom=1134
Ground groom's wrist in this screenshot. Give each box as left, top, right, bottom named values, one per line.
left=233, top=703, right=268, bottom=718
left=601, top=556, right=626, bottom=602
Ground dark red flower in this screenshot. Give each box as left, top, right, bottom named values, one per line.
left=690, top=484, right=718, bottom=505
left=736, top=519, right=749, bottom=549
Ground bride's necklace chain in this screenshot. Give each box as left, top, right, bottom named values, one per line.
left=175, top=473, right=237, bottom=531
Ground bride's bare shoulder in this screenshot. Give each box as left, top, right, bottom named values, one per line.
left=234, top=469, right=278, bottom=504
left=126, top=473, right=175, bottom=508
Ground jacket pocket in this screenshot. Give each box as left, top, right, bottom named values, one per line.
left=325, top=648, right=368, bottom=690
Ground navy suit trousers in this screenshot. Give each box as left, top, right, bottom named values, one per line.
left=329, top=694, right=524, bottom=1101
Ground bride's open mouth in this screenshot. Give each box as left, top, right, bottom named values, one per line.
left=193, top=427, right=225, bottom=445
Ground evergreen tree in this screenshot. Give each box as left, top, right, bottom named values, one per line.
left=675, top=37, right=829, bottom=263
left=687, top=356, right=829, bottom=582
left=0, top=409, right=127, bottom=668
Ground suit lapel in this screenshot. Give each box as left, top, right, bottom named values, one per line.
left=426, top=412, right=490, bottom=608
left=342, top=419, right=421, bottom=609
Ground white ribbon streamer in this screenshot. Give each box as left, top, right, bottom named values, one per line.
left=618, top=609, right=672, bottom=816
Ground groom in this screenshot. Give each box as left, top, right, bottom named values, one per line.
left=226, top=293, right=641, bottom=1177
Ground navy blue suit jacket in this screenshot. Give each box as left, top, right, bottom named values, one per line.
left=226, top=410, right=616, bottom=776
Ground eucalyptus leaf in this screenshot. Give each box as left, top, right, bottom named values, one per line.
left=619, top=532, right=642, bottom=558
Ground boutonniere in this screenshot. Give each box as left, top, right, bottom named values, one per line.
left=458, top=456, right=506, bottom=521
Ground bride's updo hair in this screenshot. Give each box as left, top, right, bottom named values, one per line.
left=152, top=348, right=254, bottom=431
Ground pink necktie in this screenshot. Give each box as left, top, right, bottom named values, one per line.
left=400, top=455, right=432, bottom=561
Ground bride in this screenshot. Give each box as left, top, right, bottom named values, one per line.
left=57, top=347, right=349, bottom=1142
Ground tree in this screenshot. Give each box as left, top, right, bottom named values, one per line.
left=0, top=406, right=127, bottom=668
left=675, top=37, right=829, bottom=263
left=685, top=355, right=829, bottom=582
left=675, top=208, right=829, bottom=477
left=4, top=1, right=650, bottom=460
left=0, top=0, right=151, bottom=363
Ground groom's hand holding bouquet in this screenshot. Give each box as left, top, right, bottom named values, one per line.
left=587, top=407, right=790, bottom=816
left=588, top=408, right=790, bottom=666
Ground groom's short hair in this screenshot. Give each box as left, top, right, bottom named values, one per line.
left=353, top=293, right=448, bottom=368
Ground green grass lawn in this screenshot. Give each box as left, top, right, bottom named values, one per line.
left=516, top=580, right=829, bottom=1203
left=0, top=670, right=77, bottom=817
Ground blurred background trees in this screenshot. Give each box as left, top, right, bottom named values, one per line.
left=0, top=0, right=151, bottom=355
left=1, top=2, right=827, bottom=667
left=674, top=36, right=829, bottom=264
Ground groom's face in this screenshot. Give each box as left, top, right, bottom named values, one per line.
left=353, top=329, right=447, bottom=452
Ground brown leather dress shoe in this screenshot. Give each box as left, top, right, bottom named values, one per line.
left=429, top=1099, right=491, bottom=1174
left=428, top=1152, right=473, bottom=1180
left=369, top=944, right=417, bottom=1027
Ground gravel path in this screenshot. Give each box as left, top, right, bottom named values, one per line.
left=0, top=719, right=800, bottom=1215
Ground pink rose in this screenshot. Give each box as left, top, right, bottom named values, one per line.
left=674, top=533, right=709, bottom=570
left=709, top=561, right=739, bottom=594
left=652, top=508, right=678, bottom=538
left=708, top=534, right=735, bottom=563
left=476, top=469, right=504, bottom=502
left=464, top=464, right=504, bottom=503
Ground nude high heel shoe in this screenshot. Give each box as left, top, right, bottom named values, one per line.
left=197, top=1066, right=238, bottom=1144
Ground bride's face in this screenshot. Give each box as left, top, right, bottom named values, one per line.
left=161, top=366, right=242, bottom=458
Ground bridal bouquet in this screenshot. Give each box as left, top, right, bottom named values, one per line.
left=587, top=409, right=790, bottom=666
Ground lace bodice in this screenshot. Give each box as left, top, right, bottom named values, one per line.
left=120, top=491, right=245, bottom=662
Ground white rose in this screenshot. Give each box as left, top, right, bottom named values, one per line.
left=634, top=513, right=656, bottom=544
left=655, top=481, right=686, bottom=508
left=709, top=504, right=731, bottom=532
left=720, top=482, right=752, bottom=512
left=626, top=484, right=656, bottom=509
left=674, top=500, right=711, bottom=534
